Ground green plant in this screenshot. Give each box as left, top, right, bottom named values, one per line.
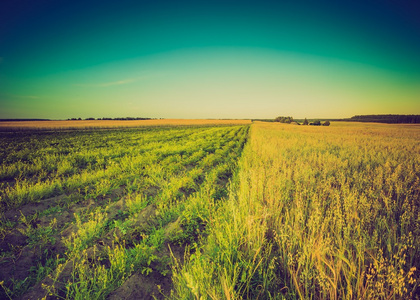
left=0, top=124, right=250, bottom=298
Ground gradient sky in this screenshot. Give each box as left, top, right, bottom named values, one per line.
left=1, top=0, right=419, bottom=119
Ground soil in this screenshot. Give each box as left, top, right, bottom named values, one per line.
left=3, top=194, right=68, bottom=222
left=0, top=189, right=124, bottom=299
left=107, top=271, right=171, bottom=300
left=14, top=198, right=184, bottom=300
left=108, top=242, right=184, bottom=300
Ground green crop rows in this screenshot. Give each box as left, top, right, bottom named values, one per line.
left=0, top=125, right=249, bottom=299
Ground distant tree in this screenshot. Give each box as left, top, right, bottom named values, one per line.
left=310, top=120, right=321, bottom=126
left=85, top=117, right=95, bottom=120
left=303, top=118, right=309, bottom=125
left=323, top=120, right=330, bottom=126
left=274, top=116, right=294, bottom=123
left=77, top=117, right=82, bottom=120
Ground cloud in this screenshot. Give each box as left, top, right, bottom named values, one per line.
left=96, top=78, right=137, bottom=87
left=76, top=77, right=140, bottom=88
left=11, top=94, right=39, bottom=99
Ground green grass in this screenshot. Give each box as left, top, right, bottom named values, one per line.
left=0, top=125, right=249, bottom=299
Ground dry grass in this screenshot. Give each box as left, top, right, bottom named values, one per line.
left=0, top=119, right=251, bottom=130
left=173, top=121, right=420, bottom=299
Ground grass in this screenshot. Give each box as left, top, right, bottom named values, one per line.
left=0, top=124, right=249, bottom=299
left=172, top=121, right=420, bottom=299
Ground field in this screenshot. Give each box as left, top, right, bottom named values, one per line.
left=0, top=121, right=419, bottom=299
left=0, top=119, right=251, bottom=131
left=0, top=124, right=249, bottom=299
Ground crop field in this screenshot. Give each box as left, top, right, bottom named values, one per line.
left=0, top=121, right=419, bottom=299
left=173, top=122, right=420, bottom=299
left=0, top=125, right=248, bottom=299
left=0, top=119, right=251, bottom=131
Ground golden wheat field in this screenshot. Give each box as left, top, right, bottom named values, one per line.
left=173, top=121, right=420, bottom=299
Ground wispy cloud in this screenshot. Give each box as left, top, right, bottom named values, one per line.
left=74, top=72, right=169, bottom=88
left=11, top=94, right=39, bottom=99
left=76, top=77, right=140, bottom=88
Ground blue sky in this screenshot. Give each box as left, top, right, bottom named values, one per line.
left=1, top=0, right=419, bottom=119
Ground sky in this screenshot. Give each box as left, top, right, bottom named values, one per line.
left=0, top=0, right=419, bottom=119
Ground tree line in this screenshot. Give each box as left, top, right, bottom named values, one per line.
left=275, top=116, right=330, bottom=126
left=348, top=115, right=420, bottom=124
